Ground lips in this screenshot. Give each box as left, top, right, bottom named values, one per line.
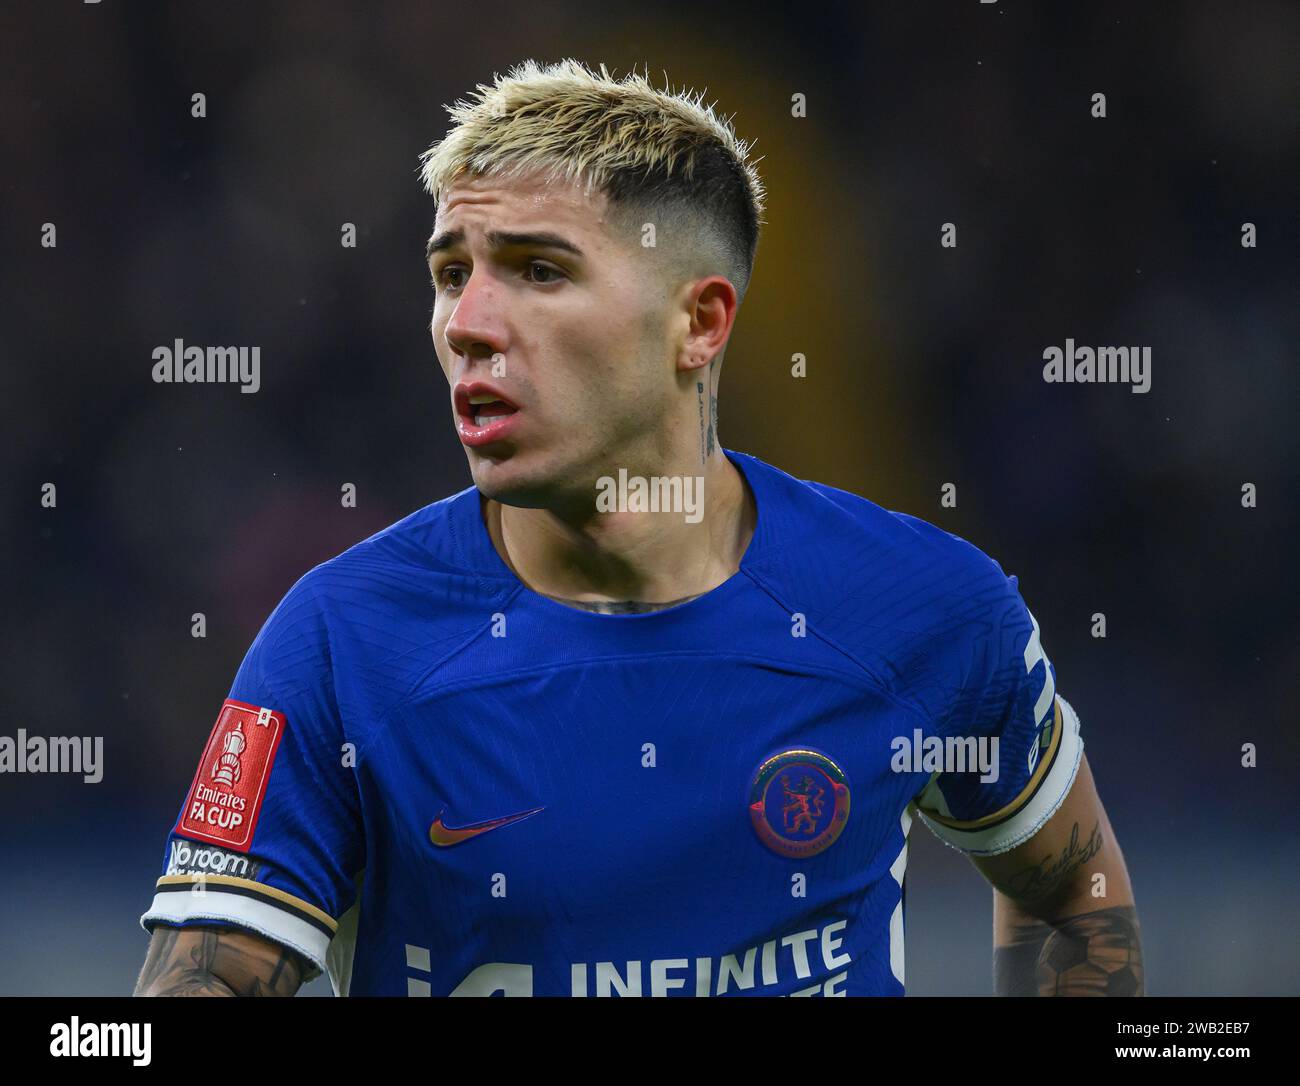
left=454, top=381, right=521, bottom=448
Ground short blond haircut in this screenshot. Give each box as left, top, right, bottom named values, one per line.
left=419, top=58, right=767, bottom=304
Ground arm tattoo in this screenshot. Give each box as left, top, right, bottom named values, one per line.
left=134, top=925, right=307, bottom=997
left=995, top=904, right=1144, bottom=996
left=1003, top=821, right=1104, bottom=903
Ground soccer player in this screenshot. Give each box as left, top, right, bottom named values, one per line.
left=135, top=59, right=1141, bottom=997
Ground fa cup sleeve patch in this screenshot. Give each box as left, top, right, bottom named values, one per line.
left=175, top=698, right=285, bottom=851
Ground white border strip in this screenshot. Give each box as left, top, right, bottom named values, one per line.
left=888, top=805, right=913, bottom=985
left=918, top=696, right=1085, bottom=856
left=140, top=888, right=330, bottom=979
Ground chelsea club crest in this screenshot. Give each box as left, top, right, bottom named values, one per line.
left=749, top=749, right=850, bottom=858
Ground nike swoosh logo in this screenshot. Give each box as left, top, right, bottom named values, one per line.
left=429, top=805, right=545, bottom=847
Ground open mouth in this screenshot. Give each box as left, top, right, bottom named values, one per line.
left=465, top=396, right=518, bottom=427
left=454, top=383, right=521, bottom=446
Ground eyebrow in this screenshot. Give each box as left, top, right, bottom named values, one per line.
left=425, top=229, right=586, bottom=263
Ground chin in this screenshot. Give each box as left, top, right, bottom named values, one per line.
left=467, top=449, right=551, bottom=509
left=468, top=446, right=594, bottom=512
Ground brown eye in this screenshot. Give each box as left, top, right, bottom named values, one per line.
left=525, top=261, right=562, bottom=284
left=433, top=265, right=466, bottom=292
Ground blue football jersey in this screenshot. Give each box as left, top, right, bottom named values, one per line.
left=141, top=449, right=1084, bottom=996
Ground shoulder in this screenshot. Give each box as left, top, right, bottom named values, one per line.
left=807, top=473, right=1008, bottom=585
left=738, top=452, right=1018, bottom=627
left=255, top=485, right=515, bottom=655
left=316, top=484, right=487, bottom=583
left=735, top=453, right=1033, bottom=711
left=234, top=486, right=516, bottom=728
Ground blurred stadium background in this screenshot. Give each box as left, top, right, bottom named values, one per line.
left=2, top=0, right=1297, bottom=995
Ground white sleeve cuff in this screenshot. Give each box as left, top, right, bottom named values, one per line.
left=916, top=695, right=1085, bottom=856
left=140, top=877, right=334, bottom=981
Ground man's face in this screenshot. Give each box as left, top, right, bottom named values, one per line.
left=429, top=170, right=682, bottom=509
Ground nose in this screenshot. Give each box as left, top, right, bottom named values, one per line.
left=442, top=270, right=507, bottom=364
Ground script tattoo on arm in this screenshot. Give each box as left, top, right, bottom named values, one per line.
left=134, top=925, right=308, bottom=997
left=1004, top=820, right=1104, bottom=903
left=984, top=755, right=1142, bottom=995
left=992, top=822, right=1143, bottom=995
left=994, top=904, right=1144, bottom=996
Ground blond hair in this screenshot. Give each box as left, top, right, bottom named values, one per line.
left=419, top=58, right=766, bottom=303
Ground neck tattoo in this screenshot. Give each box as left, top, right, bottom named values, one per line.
left=538, top=592, right=707, bottom=615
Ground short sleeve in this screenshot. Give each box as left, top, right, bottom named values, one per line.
left=139, top=571, right=364, bottom=981
left=913, top=574, right=1084, bottom=856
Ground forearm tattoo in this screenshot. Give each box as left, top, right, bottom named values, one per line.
left=995, top=905, right=1144, bottom=996
left=1004, top=821, right=1105, bottom=904
left=134, top=925, right=307, bottom=997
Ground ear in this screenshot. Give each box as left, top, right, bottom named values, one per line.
left=677, top=275, right=737, bottom=375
